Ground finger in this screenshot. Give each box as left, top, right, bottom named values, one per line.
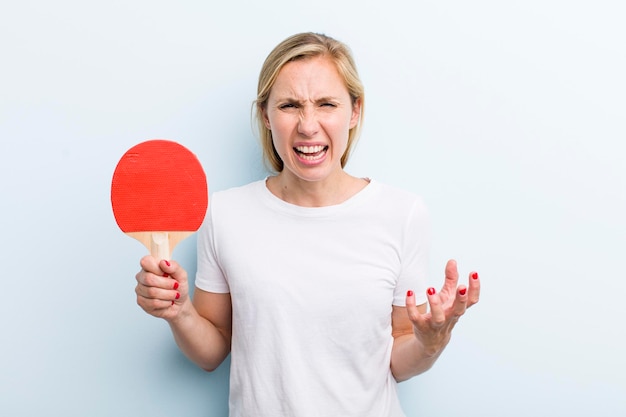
left=441, top=259, right=460, bottom=296
left=137, top=293, right=176, bottom=310
left=160, top=259, right=189, bottom=297
left=405, top=290, right=425, bottom=324
left=139, top=255, right=164, bottom=275
left=426, top=287, right=445, bottom=326
left=159, top=259, right=187, bottom=284
left=135, top=258, right=184, bottom=304
left=135, top=280, right=180, bottom=302
left=135, top=267, right=180, bottom=291
left=136, top=293, right=178, bottom=317
left=467, top=271, right=481, bottom=307
left=451, top=286, right=468, bottom=318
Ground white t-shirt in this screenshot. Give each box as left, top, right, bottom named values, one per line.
left=196, top=179, right=430, bottom=417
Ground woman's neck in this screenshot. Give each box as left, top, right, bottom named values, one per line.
left=266, top=171, right=369, bottom=207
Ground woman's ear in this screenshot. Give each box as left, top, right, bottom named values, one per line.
left=349, top=98, right=362, bottom=128
left=262, top=108, right=271, bottom=130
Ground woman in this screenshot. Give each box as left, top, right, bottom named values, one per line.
left=135, top=32, right=480, bottom=416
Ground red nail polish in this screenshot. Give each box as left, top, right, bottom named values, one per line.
left=459, top=288, right=467, bottom=296
left=165, top=260, right=171, bottom=267
left=173, top=282, right=179, bottom=290
left=427, top=287, right=436, bottom=296
left=171, top=300, right=175, bottom=305
left=471, top=272, right=478, bottom=280
left=162, top=273, right=169, bottom=278
left=407, top=290, right=414, bottom=297
left=175, top=292, right=180, bottom=300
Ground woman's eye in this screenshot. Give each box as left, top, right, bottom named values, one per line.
left=320, top=103, right=336, bottom=108
left=280, top=103, right=296, bottom=109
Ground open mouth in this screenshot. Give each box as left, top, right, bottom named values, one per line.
left=294, top=145, right=328, bottom=161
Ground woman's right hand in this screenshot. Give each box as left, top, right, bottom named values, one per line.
left=135, top=256, right=189, bottom=321
left=135, top=256, right=233, bottom=371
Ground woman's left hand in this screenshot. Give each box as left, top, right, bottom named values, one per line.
left=405, top=259, right=481, bottom=357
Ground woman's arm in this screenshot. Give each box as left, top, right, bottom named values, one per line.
left=390, top=303, right=434, bottom=382
left=136, top=256, right=232, bottom=372
left=390, top=259, right=480, bottom=382
left=170, top=288, right=232, bottom=372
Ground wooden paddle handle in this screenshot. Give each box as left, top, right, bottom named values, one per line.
left=126, top=231, right=194, bottom=261
left=150, top=232, right=170, bottom=260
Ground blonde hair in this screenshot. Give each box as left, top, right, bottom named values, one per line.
left=254, top=32, right=365, bottom=173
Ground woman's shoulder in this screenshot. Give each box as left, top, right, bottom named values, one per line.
left=367, top=180, right=430, bottom=232
left=206, top=180, right=267, bottom=217
left=368, top=179, right=427, bottom=209
left=211, top=179, right=265, bottom=200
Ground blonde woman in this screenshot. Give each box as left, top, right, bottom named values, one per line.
left=135, top=32, right=480, bottom=417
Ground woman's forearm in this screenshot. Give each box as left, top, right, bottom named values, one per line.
left=390, top=333, right=444, bottom=382
left=168, top=300, right=231, bottom=372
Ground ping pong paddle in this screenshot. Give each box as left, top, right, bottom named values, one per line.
left=111, top=139, right=208, bottom=260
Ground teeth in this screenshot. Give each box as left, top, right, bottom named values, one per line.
left=301, top=153, right=323, bottom=161
left=295, top=145, right=325, bottom=154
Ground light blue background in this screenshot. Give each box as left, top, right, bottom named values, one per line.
left=1, top=1, right=624, bottom=416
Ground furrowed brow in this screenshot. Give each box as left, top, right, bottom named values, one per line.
left=315, top=96, right=339, bottom=104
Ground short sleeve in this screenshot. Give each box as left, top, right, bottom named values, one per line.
left=393, top=196, right=431, bottom=306
left=195, top=198, right=231, bottom=293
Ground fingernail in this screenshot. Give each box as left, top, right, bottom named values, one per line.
left=459, top=288, right=467, bottom=296
left=471, top=272, right=478, bottom=280
left=162, top=273, right=169, bottom=278
left=165, top=260, right=171, bottom=267
left=171, top=300, right=175, bottom=306
left=173, top=282, right=179, bottom=290
left=175, top=292, right=180, bottom=300
left=407, top=290, right=414, bottom=297
left=427, top=287, right=436, bottom=296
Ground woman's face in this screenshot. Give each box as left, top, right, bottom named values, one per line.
left=264, top=56, right=360, bottom=184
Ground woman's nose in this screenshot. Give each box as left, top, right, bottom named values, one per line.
left=297, top=107, right=319, bottom=137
